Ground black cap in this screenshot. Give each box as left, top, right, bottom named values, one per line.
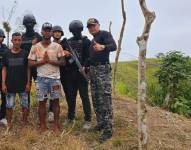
left=87, top=18, right=99, bottom=28
left=42, top=22, right=52, bottom=30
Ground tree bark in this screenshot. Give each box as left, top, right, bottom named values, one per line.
left=137, top=0, right=156, bottom=149
left=113, top=0, right=127, bottom=94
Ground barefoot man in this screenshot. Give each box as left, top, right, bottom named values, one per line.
left=28, top=22, right=65, bottom=132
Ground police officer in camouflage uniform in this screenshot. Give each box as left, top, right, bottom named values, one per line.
left=0, top=29, right=8, bottom=125
left=87, top=18, right=117, bottom=142
left=21, top=14, right=42, bottom=110
left=60, top=20, right=92, bottom=129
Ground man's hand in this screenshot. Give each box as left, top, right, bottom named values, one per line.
left=2, top=83, right=7, bottom=94
left=25, top=83, right=31, bottom=93
left=63, top=50, right=71, bottom=57
left=93, top=41, right=105, bottom=52
left=43, top=51, right=49, bottom=63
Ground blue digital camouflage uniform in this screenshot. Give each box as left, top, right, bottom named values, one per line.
left=89, top=30, right=117, bottom=135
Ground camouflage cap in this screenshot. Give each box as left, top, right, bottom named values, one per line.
left=42, top=22, right=52, bottom=30
left=87, top=18, right=99, bottom=28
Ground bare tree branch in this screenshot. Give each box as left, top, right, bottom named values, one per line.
left=109, top=21, right=112, bottom=33
left=113, top=0, right=127, bottom=94
left=7, top=1, right=17, bottom=22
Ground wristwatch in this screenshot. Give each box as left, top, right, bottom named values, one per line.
left=101, top=45, right=105, bottom=50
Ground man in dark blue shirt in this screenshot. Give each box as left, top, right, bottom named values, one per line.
left=87, top=18, right=117, bottom=143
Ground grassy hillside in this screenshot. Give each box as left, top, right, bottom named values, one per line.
left=113, top=58, right=161, bottom=99
left=1, top=58, right=191, bottom=149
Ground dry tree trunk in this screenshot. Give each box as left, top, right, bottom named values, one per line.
left=2, top=22, right=11, bottom=48
left=113, top=0, right=126, bottom=94
left=137, top=0, right=156, bottom=149
left=1, top=1, right=17, bottom=48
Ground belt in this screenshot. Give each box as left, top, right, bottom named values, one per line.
left=90, top=62, right=110, bottom=66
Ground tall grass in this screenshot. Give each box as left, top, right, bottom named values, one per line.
left=113, top=58, right=161, bottom=100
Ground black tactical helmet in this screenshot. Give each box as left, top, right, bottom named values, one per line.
left=52, top=25, right=64, bottom=36
left=69, top=20, right=83, bottom=32
left=0, top=29, right=5, bottom=38
left=23, top=14, right=37, bottom=25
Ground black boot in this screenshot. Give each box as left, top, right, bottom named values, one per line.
left=90, top=125, right=104, bottom=132
left=99, top=130, right=113, bottom=143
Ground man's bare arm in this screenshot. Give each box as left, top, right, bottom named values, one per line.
left=28, top=59, right=46, bottom=67
left=2, top=66, right=7, bottom=93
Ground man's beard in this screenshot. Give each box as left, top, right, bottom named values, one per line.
left=43, top=36, right=51, bottom=40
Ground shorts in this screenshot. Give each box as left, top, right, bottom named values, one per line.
left=6, top=92, right=28, bottom=109
left=36, top=76, right=62, bottom=101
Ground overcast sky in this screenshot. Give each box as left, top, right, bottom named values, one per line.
left=0, top=0, right=191, bottom=62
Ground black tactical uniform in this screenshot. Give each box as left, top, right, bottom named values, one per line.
left=21, top=14, right=42, bottom=80
left=20, top=14, right=41, bottom=108
left=0, top=29, right=8, bottom=120
left=60, top=20, right=92, bottom=122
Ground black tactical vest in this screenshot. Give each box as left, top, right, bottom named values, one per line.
left=21, top=32, right=41, bottom=55
left=0, top=44, right=8, bottom=69
left=68, top=39, right=83, bottom=64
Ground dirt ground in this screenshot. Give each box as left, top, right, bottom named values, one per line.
left=0, top=95, right=191, bottom=150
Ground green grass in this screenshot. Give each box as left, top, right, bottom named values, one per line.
left=113, top=58, right=161, bottom=99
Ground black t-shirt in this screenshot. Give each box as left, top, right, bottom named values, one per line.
left=2, top=49, right=28, bottom=93
left=89, top=30, right=117, bottom=64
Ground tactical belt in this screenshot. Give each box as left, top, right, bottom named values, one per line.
left=90, top=62, right=110, bottom=66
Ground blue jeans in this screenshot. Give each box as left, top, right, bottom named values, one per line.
left=6, top=92, right=28, bottom=109
left=36, top=76, right=62, bottom=101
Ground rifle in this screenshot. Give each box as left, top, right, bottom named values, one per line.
left=63, top=38, right=89, bottom=82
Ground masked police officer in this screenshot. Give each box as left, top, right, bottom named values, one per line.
left=0, top=29, right=8, bottom=125
left=60, top=20, right=92, bottom=129
left=21, top=14, right=42, bottom=111
left=87, top=18, right=117, bottom=142
left=21, top=14, right=42, bottom=79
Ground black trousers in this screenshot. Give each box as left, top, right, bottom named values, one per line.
left=0, top=71, right=6, bottom=119
left=28, top=67, right=37, bottom=108
left=0, top=92, right=6, bottom=119
left=61, top=69, right=91, bottom=121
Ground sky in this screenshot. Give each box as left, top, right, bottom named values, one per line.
left=0, top=0, right=191, bottom=62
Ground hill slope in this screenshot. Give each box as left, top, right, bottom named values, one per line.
left=113, top=58, right=161, bottom=98
left=0, top=96, right=191, bottom=150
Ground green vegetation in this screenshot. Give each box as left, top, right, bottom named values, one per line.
left=113, top=58, right=161, bottom=99
left=114, top=52, right=191, bottom=117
